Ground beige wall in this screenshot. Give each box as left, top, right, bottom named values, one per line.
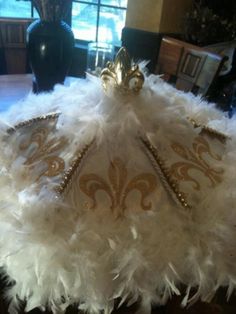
left=125, top=0, right=164, bottom=33
left=125, top=0, right=192, bottom=34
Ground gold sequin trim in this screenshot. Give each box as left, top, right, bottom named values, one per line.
left=55, top=140, right=94, bottom=196
left=140, top=137, right=191, bottom=210
left=7, top=112, right=61, bottom=134
left=189, top=118, right=229, bottom=143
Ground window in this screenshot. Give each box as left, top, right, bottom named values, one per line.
left=0, top=0, right=127, bottom=46
left=0, top=0, right=38, bottom=18
left=72, top=0, right=127, bottom=46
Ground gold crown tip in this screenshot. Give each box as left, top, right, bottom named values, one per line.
left=101, top=46, right=144, bottom=95
left=115, top=47, right=130, bottom=62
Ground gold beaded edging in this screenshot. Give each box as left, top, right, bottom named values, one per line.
left=140, top=137, right=191, bottom=210
left=7, top=112, right=61, bottom=135
left=55, top=140, right=94, bottom=196
left=189, top=118, right=229, bottom=143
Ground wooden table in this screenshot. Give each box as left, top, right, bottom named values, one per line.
left=0, top=74, right=78, bottom=112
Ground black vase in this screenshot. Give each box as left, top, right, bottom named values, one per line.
left=27, top=20, right=74, bottom=93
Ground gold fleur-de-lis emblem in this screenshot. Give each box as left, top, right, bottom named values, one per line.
left=79, top=158, right=157, bottom=216
left=20, top=126, right=67, bottom=181
left=170, top=136, right=224, bottom=190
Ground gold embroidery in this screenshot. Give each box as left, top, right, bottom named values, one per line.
left=123, top=173, right=157, bottom=210
left=56, top=141, right=94, bottom=196
left=20, top=126, right=67, bottom=181
left=79, top=158, right=157, bottom=215
left=141, top=137, right=191, bottom=210
left=171, top=136, right=223, bottom=190
left=80, top=173, right=113, bottom=209
left=7, top=112, right=60, bottom=134
left=109, top=158, right=127, bottom=208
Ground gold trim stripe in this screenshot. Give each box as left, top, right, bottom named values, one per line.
left=7, top=112, right=61, bottom=134
left=55, top=140, right=94, bottom=196
left=189, top=118, right=229, bottom=143
left=140, top=137, right=191, bottom=210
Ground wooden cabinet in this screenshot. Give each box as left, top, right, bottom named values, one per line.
left=0, top=18, right=33, bottom=74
